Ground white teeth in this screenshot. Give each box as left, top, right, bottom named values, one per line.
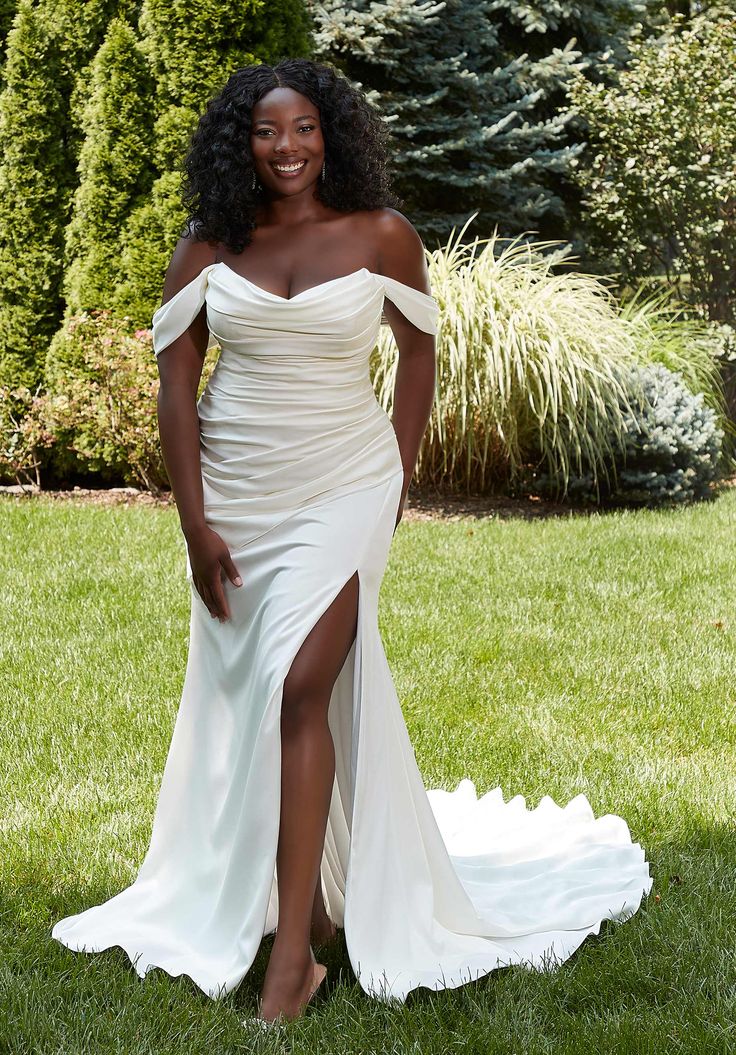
left=273, top=161, right=306, bottom=172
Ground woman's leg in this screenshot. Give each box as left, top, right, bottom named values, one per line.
left=259, top=571, right=359, bottom=1019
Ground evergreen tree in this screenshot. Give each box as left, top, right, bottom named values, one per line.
left=0, top=0, right=18, bottom=75
left=0, top=0, right=137, bottom=388
left=311, top=0, right=647, bottom=247
left=63, top=18, right=154, bottom=316
left=112, top=0, right=314, bottom=325
left=0, top=2, right=67, bottom=389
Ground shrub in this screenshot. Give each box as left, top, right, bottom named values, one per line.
left=0, top=385, right=53, bottom=489
left=567, top=10, right=736, bottom=324
left=2, top=311, right=216, bottom=492
left=530, top=363, right=726, bottom=506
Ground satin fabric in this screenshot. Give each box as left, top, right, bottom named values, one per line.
left=51, top=263, right=652, bottom=1002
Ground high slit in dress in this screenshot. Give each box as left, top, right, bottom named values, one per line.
left=51, top=262, right=653, bottom=1002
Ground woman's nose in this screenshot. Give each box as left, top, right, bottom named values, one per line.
left=273, top=132, right=298, bottom=152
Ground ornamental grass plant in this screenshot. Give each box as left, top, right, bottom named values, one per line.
left=371, top=215, right=731, bottom=498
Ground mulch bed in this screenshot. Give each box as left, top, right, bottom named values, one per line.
left=2, top=476, right=733, bottom=522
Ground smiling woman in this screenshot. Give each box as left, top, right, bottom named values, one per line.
left=50, top=57, right=653, bottom=1030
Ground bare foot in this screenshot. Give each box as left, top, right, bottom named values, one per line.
left=258, top=946, right=327, bottom=1023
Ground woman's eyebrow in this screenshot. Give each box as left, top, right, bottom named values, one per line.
left=252, top=114, right=317, bottom=126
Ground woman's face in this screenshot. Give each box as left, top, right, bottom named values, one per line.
left=250, top=87, right=325, bottom=195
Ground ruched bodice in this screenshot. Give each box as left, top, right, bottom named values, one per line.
left=151, top=264, right=439, bottom=557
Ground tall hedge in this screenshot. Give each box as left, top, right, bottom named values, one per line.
left=62, top=18, right=154, bottom=318
left=0, top=2, right=66, bottom=389
left=0, top=0, right=137, bottom=389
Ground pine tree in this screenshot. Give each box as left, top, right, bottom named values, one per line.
left=312, top=0, right=647, bottom=247
left=63, top=18, right=154, bottom=315
left=112, top=0, right=314, bottom=325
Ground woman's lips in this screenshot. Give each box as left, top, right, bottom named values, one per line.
left=271, top=160, right=307, bottom=178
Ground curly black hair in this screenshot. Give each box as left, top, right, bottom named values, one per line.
left=180, top=57, right=404, bottom=254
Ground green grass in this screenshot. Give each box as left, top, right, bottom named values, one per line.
left=1, top=492, right=735, bottom=1054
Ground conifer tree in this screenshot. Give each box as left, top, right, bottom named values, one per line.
left=0, top=0, right=137, bottom=388
left=312, top=0, right=647, bottom=246
left=0, top=2, right=67, bottom=388
left=0, top=0, right=19, bottom=74
left=63, top=18, right=154, bottom=316
left=112, top=0, right=314, bottom=324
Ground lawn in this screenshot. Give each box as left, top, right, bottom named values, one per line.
left=1, top=490, right=735, bottom=1054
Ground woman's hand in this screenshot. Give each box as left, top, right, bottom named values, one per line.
left=185, top=524, right=243, bottom=621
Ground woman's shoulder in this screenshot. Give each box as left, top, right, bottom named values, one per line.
left=355, top=208, right=427, bottom=279
left=349, top=208, right=425, bottom=271
left=354, top=207, right=420, bottom=240
left=161, top=224, right=220, bottom=302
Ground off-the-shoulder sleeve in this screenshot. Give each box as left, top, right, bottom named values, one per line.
left=380, top=274, right=440, bottom=335
left=151, top=263, right=220, bottom=357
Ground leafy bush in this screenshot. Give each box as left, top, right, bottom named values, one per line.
left=567, top=10, right=736, bottom=324
left=621, top=283, right=735, bottom=460
left=0, top=385, right=53, bottom=489
left=1, top=311, right=215, bottom=492
left=530, top=363, right=726, bottom=506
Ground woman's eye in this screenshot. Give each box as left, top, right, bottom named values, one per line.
left=255, top=126, right=315, bottom=136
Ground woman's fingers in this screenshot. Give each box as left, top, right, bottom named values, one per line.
left=211, top=570, right=231, bottom=622
left=192, top=545, right=240, bottom=622
left=195, top=577, right=219, bottom=620
left=221, top=553, right=243, bottom=588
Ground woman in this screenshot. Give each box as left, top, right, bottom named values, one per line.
left=52, top=58, right=652, bottom=1028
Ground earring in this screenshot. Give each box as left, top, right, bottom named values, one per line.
left=321, top=160, right=326, bottom=181
left=251, top=170, right=257, bottom=190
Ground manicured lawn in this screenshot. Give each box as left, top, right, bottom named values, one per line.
left=1, top=491, right=735, bottom=1054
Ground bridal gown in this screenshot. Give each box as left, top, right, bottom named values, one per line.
left=51, top=262, right=653, bottom=1002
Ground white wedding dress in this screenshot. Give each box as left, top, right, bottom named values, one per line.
left=51, top=262, right=653, bottom=1002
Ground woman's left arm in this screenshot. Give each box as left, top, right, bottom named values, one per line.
left=376, top=210, right=438, bottom=530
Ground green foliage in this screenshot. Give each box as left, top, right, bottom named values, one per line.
left=0, top=384, right=50, bottom=488
left=312, top=0, right=649, bottom=246
left=567, top=10, right=736, bottom=323
left=63, top=18, right=155, bottom=316
left=2, top=311, right=219, bottom=489
left=371, top=215, right=642, bottom=496
left=111, top=0, right=314, bottom=327
left=622, top=284, right=731, bottom=421
left=0, top=0, right=18, bottom=74
left=533, top=362, right=727, bottom=506
left=0, top=2, right=69, bottom=390
left=139, top=0, right=311, bottom=114
left=41, top=320, right=166, bottom=491
left=0, top=0, right=136, bottom=389
left=109, top=172, right=189, bottom=325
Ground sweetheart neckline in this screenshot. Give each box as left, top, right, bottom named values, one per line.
left=213, top=262, right=437, bottom=305
left=216, top=262, right=370, bottom=302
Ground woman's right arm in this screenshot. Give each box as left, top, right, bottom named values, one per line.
left=155, top=235, right=242, bottom=621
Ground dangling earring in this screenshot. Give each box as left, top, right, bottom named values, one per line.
left=251, top=170, right=257, bottom=190
left=321, top=160, right=326, bottom=182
